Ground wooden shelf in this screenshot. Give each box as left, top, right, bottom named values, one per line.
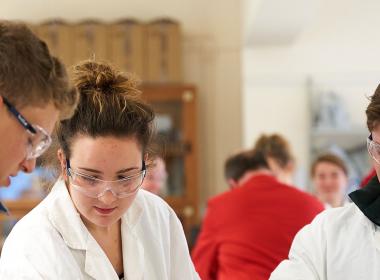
left=0, top=199, right=41, bottom=221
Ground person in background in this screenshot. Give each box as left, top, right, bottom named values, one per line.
left=253, top=134, right=295, bottom=185
left=0, top=21, right=78, bottom=212
left=270, top=84, right=380, bottom=280
left=360, top=167, right=376, bottom=188
left=0, top=61, right=199, bottom=279
left=311, top=153, right=349, bottom=208
left=192, top=142, right=324, bottom=280
left=142, top=156, right=168, bottom=196
left=224, top=150, right=256, bottom=189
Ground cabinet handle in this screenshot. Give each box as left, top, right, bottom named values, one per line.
left=182, top=90, right=194, bottom=102
left=182, top=205, right=194, bottom=218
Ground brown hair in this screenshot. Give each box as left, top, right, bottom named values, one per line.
left=366, top=84, right=380, bottom=132
left=0, top=20, right=78, bottom=119
left=311, top=153, right=348, bottom=177
left=253, top=134, right=294, bottom=168
left=57, top=60, right=155, bottom=160
left=224, top=150, right=268, bottom=181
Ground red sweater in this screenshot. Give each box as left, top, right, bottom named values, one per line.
left=192, top=174, right=324, bottom=280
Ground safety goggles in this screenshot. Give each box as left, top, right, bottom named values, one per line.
left=3, top=97, right=52, bottom=159
left=66, top=160, right=146, bottom=198
left=367, top=134, right=380, bottom=165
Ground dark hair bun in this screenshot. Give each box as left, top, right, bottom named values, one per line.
left=73, top=60, right=140, bottom=97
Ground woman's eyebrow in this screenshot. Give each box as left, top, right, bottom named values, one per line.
left=78, top=167, right=102, bottom=174
left=77, top=167, right=139, bottom=174
left=116, top=167, right=140, bottom=174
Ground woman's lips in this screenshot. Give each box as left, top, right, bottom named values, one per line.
left=94, top=206, right=116, bottom=215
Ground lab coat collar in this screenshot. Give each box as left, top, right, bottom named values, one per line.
left=47, top=179, right=145, bottom=278
left=349, top=175, right=380, bottom=227
left=47, top=179, right=88, bottom=250
left=121, top=217, right=145, bottom=280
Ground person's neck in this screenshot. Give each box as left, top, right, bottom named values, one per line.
left=238, top=169, right=273, bottom=186
left=82, top=215, right=120, bottom=236
left=325, top=196, right=344, bottom=208
left=82, top=217, right=124, bottom=275
left=276, top=173, right=293, bottom=185
left=316, top=191, right=344, bottom=208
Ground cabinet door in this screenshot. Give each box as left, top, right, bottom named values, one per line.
left=36, top=21, right=74, bottom=67
left=72, top=20, right=109, bottom=63
left=142, top=85, right=198, bottom=239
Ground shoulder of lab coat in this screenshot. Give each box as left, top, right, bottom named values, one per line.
left=0, top=180, right=85, bottom=279
left=269, top=203, right=377, bottom=280
left=0, top=180, right=199, bottom=279
left=132, top=189, right=200, bottom=279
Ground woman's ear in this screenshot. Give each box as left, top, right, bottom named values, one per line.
left=57, top=149, right=67, bottom=180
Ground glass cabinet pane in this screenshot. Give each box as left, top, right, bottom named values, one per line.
left=151, top=100, right=186, bottom=197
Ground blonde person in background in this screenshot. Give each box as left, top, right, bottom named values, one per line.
left=142, top=156, right=168, bottom=196
left=270, top=84, right=380, bottom=280
left=0, top=21, right=78, bottom=212
left=0, top=61, right=199, bottom=279
left=253, top=134, right=296, bottom=185
left=311, top=153, right=349, bottom=208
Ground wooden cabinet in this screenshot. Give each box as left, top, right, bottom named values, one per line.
left=142, top=84, right=198, bottom=240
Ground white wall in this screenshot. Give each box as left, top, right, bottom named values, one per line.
left=1, top=0, right=243, bottom=207
left=243, top=0, right=380, bottom=188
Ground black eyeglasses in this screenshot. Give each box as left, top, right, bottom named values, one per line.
left=2, top=96, right=52, bottom=159
left=3, top=97, right=36, bottom=134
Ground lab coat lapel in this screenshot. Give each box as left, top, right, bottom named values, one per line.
left=49, top=180, right=118, bottom=279
left=84, top=233, right=119, bottom=280
left=122, top=197, right=145, bottom=280
left=48, top=179, right=87, bottom=250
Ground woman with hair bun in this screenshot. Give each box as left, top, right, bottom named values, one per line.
left=0, top=61, right=200, bottom=279
left=253, top=134, right=295, bottom=185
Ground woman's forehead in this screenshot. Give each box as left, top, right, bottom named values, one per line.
left=70, top=136, right=143, bottom=164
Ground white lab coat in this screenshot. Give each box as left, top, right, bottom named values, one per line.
left=270, top=203, right=380, bottom=280
left=0, top=179, right=200, bottom=280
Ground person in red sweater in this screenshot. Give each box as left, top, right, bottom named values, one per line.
left=360, top=167, right=376, bottom=188
left=192, top=135, right=324, bottom=280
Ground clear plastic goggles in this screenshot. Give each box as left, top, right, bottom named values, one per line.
left=367, top=134, right=380, bottom=165
left=66, top=160, right=146, bottom=198
left=2, top=96, right=52, bottom=160
left=26, top=125, right=52, bottom=160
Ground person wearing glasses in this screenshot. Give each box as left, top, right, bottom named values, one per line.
left=0, top=61, right=199, bottom=279
left=0, top=21, right=78, bottom=212
left=270, top=84, right=380, bottom=280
